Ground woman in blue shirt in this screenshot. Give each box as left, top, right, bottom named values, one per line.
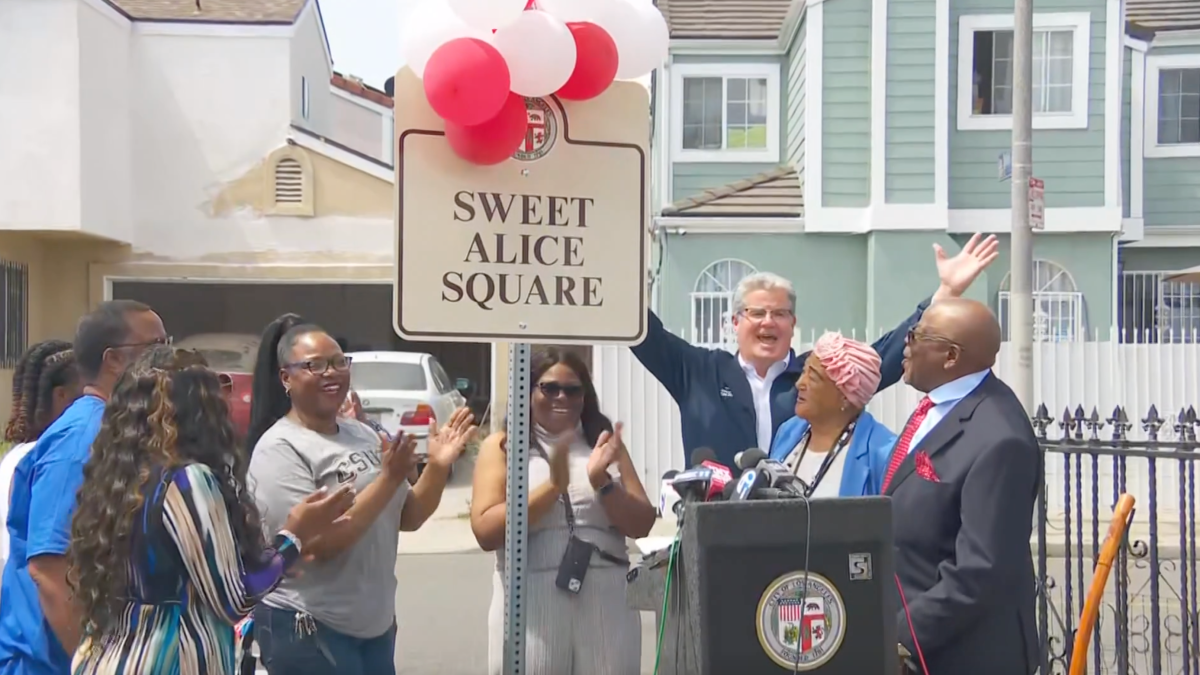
left=769, top=332, right=897, bottom=497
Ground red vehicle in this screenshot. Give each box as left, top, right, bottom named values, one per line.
left=176, top=333, right=260, bottom=441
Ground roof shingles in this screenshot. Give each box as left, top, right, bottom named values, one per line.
left=663, top=165, right=803, bottom=217
left=659, top=0, right=794, bottom=39
left=106, top=0, right=306, bottom=23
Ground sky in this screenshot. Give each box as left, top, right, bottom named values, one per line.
left=319, top=0, right=410, bottom=89
left=317, top=0, right=653, bottom=92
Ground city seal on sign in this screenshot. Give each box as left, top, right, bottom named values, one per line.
left=755, top=571, right=847, bottom=670
left=513, top=97, right=557, bottom=162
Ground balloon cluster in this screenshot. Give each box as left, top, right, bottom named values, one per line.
left=401, top=0, right=669, bottom=165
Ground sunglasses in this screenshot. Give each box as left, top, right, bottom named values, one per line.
left=906, top=327, right=962, bottom=350
left=537, top=381, right=585, bottom=399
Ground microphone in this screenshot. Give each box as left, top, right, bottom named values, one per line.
left=731, top=467, right=768, bottom=501
left=720, top=480, right=738, bottom=501
left=659, top=470, right=681, bottom=517
left=733, top=447, right=804, bottom=499
left=735, top=448, right=767, bottom=472
left=690, top=447, right=733, bottom=502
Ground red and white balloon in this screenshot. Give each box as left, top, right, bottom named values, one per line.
left=404, top=0, right=669, bottom=165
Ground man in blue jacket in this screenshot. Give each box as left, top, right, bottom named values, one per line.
left=631, top=234, right=999, bottom=468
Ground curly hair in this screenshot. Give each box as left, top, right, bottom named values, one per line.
left=69, top=346, right=266, bottom=636
left=4, top=340, right=73, bottom=444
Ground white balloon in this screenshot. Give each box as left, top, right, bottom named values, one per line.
left=535, top=0, right=605, bottom=23
left=593, top=0, right=669, bottom=80
left=448, top=0, right=527, bottom=32
left=401, top=0, right=492, bottom=78
left=492, top=10, right=578, bottom=97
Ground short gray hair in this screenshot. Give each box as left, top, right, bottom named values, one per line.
left=732, top=272, right=796, bottom=315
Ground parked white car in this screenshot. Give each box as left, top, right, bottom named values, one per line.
left=347, top=351, right=467, bottom=476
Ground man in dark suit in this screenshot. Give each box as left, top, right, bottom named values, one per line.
left=884, top=298, right=1041, bottom=675
left=630, top=235, right=1000, bottom=468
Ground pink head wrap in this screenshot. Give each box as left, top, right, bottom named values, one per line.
left=810, top=332, right=882, bottom=410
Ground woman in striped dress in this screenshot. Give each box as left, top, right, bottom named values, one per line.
left=67, top=346, right=355, bottom=675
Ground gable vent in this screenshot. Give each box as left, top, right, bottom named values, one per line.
left=274, top=158, right=304, bottom=204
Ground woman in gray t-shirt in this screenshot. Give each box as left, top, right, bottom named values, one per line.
left=246, top=318, right=477, bottom=675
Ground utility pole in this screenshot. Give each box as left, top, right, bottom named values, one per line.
left=1009, top=0, right=1035, bottom=413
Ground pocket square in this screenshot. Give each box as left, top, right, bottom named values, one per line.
left=914, top=451, right=940, bottom=482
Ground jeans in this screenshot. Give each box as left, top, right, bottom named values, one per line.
left=254, top=605, right=396, bottom=675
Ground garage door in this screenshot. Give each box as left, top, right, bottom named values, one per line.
left=111, top=281, right=492, bottom=419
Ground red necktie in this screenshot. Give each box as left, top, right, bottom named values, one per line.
left=882, top=396, right=935, bottom=492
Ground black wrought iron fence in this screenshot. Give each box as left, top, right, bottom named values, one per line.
left=1034, top=403, right=1200, bottom=675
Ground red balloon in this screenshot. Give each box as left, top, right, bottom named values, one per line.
left=556, top=22, right=618, bottom=101
left=445, top=93, right=529, bottom=165
left=423, top=38, right=511, bottom=127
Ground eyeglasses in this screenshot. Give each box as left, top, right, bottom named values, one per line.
left=741, top=307, right=795, bottom=323
left=113, top=336, right=173, bottom=349
left=285, top=355, right=353, bottom=375
left=537, top=382, right=585, bottom=399
left=906, top=327, right=961, bottom=350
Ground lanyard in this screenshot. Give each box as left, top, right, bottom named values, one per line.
left=532, top=441, right=628, bottom=565
left=790, top=417, right=859, bottom=497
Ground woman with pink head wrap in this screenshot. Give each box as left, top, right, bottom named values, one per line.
left=767, top=332, right=899, bottom=497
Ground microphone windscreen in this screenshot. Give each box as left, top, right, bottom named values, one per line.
left=661, top=469, right=680, bottom=481
left=690, top=447, right=717, bottom=468
left=721, top=480, right=738, bottom=501
left=737, top=447, right=768, bottom=471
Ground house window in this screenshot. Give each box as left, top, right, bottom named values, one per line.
left=301, top=77, right=310, bottom=120
left=997, top=259, right=1087, bottom=342
left=1118, top=270, right=1200, bottom=343
left=956, top=13, right=1091, bottom=131
left=691, top=259, right=757, bottom=349
left=1158, top=69, right=1200, bottom=144
left=0, top=260, right=28, bottom=368
left=671, top=64, right=780, bottom=163
left=1145, top=54, right=1200, bottom=158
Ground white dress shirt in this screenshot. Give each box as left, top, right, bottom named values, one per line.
left=907, top=369, right=991, bottom=453
left=738, top=354, right=791, bottom=451
left=785, top=440, right=849, bottom=498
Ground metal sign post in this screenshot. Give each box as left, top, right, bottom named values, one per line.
left=391, top=66, right=650, bottom=675
left=503, top=344, right=532, bottom=675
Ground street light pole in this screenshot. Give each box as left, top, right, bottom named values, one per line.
left=1009, top=0, right=1035, bottom=413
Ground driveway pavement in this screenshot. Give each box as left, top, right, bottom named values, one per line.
left=393, top=552, right=661, bottom=675
left=393, top=457, right=666, bottom=673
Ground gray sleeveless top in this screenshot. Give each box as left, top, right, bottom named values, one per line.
left=495, top=424, right=628, bottom=573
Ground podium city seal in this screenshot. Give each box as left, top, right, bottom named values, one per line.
left=755, top=571, right=847, bottom=670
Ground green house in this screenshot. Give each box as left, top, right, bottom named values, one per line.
left=648, top=0, right=1200, bottom=344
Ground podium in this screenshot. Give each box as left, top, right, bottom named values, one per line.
left=628, top=497, right=896, bottom=674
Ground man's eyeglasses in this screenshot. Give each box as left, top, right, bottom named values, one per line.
left=741, top=307, right=794, bottom=323
left=113, top=336, right=173, bottom=349
left=537, top=382, right=585, bottom=399
left=285, top=355, right=353, bottom=375
left=906, top=327, right=961, bottom=350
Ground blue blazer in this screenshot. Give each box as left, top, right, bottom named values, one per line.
left=629, top=301, right=927, bottom=468
left=767, top=411, right=897, bottom=497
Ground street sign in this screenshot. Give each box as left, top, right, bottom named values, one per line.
left=392, top=69, right=648, bottom=345
left=999, top=151, right=1012, bottom=181
left=1028, top=177, right=1045, bottom=231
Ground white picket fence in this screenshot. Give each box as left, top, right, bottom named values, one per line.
left=593, top=327, right=1200, bottom=522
